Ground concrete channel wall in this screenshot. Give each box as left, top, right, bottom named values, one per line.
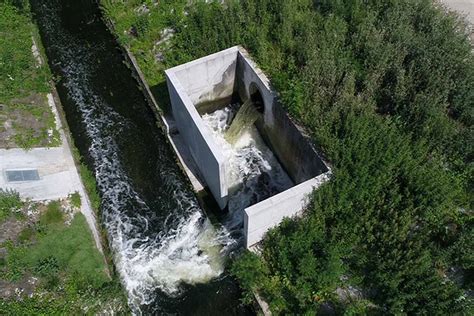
left=165, top=46, right=331, bottom=247
left=165, top=48, right=241, bottom=208
left=236, top=49, right=328, bottom=184
left=244, top=172, right=331, bottom=248
left=173, top=47, right=239, bottom=105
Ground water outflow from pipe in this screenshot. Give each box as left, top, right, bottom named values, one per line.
left=225, top=100, right=260, bottom=144
left=30, top=1, right=249, bottom=315
left=202, top=105, right=294, bottom=239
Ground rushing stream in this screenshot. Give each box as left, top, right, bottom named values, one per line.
left=30, top=1, right=249, bottom=314
left=31, top=0, right=292, bottom=314
left=202, top=105, right=293, bottom=238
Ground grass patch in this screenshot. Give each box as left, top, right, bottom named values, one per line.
left=69, top=191, right=82, bottom=209
left=0, top=188, right=23, bottom=223
left=0, top=3, right=50, bottom=103
left=1, top=195, right=127, bottom=313
left=78, top=163, right=101, bottom=211
left=0, top=2, right=59, bottom=149
left=28, top=213, right=108, bottom=288
left=18, top=226, right=36, bottom=243
left=3, top=212, right=109, bottom=289
left=39, top=201, right=64, bottom=225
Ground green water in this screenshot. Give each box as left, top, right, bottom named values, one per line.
left=225, top=100, right=260, bottom=144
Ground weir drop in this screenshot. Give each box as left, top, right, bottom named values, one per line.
left=224, top=100, right=261, bottom=144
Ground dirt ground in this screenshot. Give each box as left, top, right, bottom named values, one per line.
left=0, top=93, right=59, bottom=149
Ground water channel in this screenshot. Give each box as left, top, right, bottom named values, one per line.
left=30, top=0, right=251, bottom=314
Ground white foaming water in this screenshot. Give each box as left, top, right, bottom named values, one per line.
left=37, top=5, right=232, bottom=313
left=202, top=106, right=293, bottom=234
left=63, top=62, right=229, bottom=306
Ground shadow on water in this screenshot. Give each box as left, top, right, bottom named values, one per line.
left=150, top=82, right=173, bottom=116
left=29, top=0, right=253, bottom=314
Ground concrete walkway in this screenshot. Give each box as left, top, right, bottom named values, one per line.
left=440, top=0, right=474, bottom=24
left=0, top=93, right=104, bottom=254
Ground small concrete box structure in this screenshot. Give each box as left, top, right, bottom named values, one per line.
left=165, top=46, right=331, bottom=248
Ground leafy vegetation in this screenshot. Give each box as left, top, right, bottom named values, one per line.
left=102, top=0, right=474, bottom=313
left=0, top=195, right=127, bottom=314
left=0, top=188, right=24, bottom=223
left=39, top=200, right=64, bottom=225
left=0, top=1, right=50, bottom=102
left=69, top=191, right=82, bottom=208
left=0, top=1, right=59, bottom=149
left=79, top=161, right=101, bottom=211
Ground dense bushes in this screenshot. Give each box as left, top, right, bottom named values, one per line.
left=102, top=0, right=473, bottom=313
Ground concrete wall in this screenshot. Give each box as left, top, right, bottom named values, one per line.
left=235, top=49, right=328, bottom=184
left=166, top=46, right=332, bottom=246
left=172, top=46, right=239, bottom=105
left=244, top=172, right=331, bottom=248
left=165, top=70, right=228, bottom=209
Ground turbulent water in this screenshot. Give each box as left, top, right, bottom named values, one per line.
left=30, top=1, right=244, bottom=314
left=225, top=100, right=259, bottom=144
left=202, top=105, right=294, bottom=237
left=31, top=0, right=291, bottom=314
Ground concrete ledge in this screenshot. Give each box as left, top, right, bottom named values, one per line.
left=166, top=69, right=229, bottom=208
left=244, top=172, right=331, bottom=248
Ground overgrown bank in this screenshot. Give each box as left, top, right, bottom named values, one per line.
left=0, top=189, right=127, bottom=314
left=102, top=0, right=473, bottom=314
left=0, top=1, right=59, bottom=149
left=0, top=1, right=127, bottom=314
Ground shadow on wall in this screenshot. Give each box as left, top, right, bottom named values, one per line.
left=150, top=81, right=172, bottom=115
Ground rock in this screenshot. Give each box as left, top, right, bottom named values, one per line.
left=155, top=51, right=165, bottom=63
left=135, top=4, right=150, bottom=15
left=129, top=26, right=139, bottom=38
left=154, top=28, right=175, bottom=47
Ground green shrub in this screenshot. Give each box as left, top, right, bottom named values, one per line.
left=0, top=188, right=23, bottom=223
left=69, top=191, right=81, bottom=209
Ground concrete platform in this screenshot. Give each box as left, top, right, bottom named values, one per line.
left=0, top=93, right=103, bottom=253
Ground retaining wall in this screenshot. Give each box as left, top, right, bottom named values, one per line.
left=244, top=172, right=330, bottom=248
left=165, top=48, right=241, bottom=208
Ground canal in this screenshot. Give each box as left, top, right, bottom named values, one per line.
left=30, top=0, right=252, bottom=314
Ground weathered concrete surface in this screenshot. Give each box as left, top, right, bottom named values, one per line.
left=165, top=48, right=241, bottom=209
left=440, top=0, right=474, bottom=24
left=165, top=46, right=332, bottom=247
left=172, top=46, right=239, bottom=105
left=165, top=115, right=205, bottom=192
left=236, top=49, right=328, bottom=184
left=244, top=172, right=331, bottom=248
left=0, top=93, right=103, bottom=254
left=166, top=70, right=228, bottom=208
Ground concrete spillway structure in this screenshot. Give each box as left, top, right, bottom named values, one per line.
left=165, top=46, right=331, bottom=248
